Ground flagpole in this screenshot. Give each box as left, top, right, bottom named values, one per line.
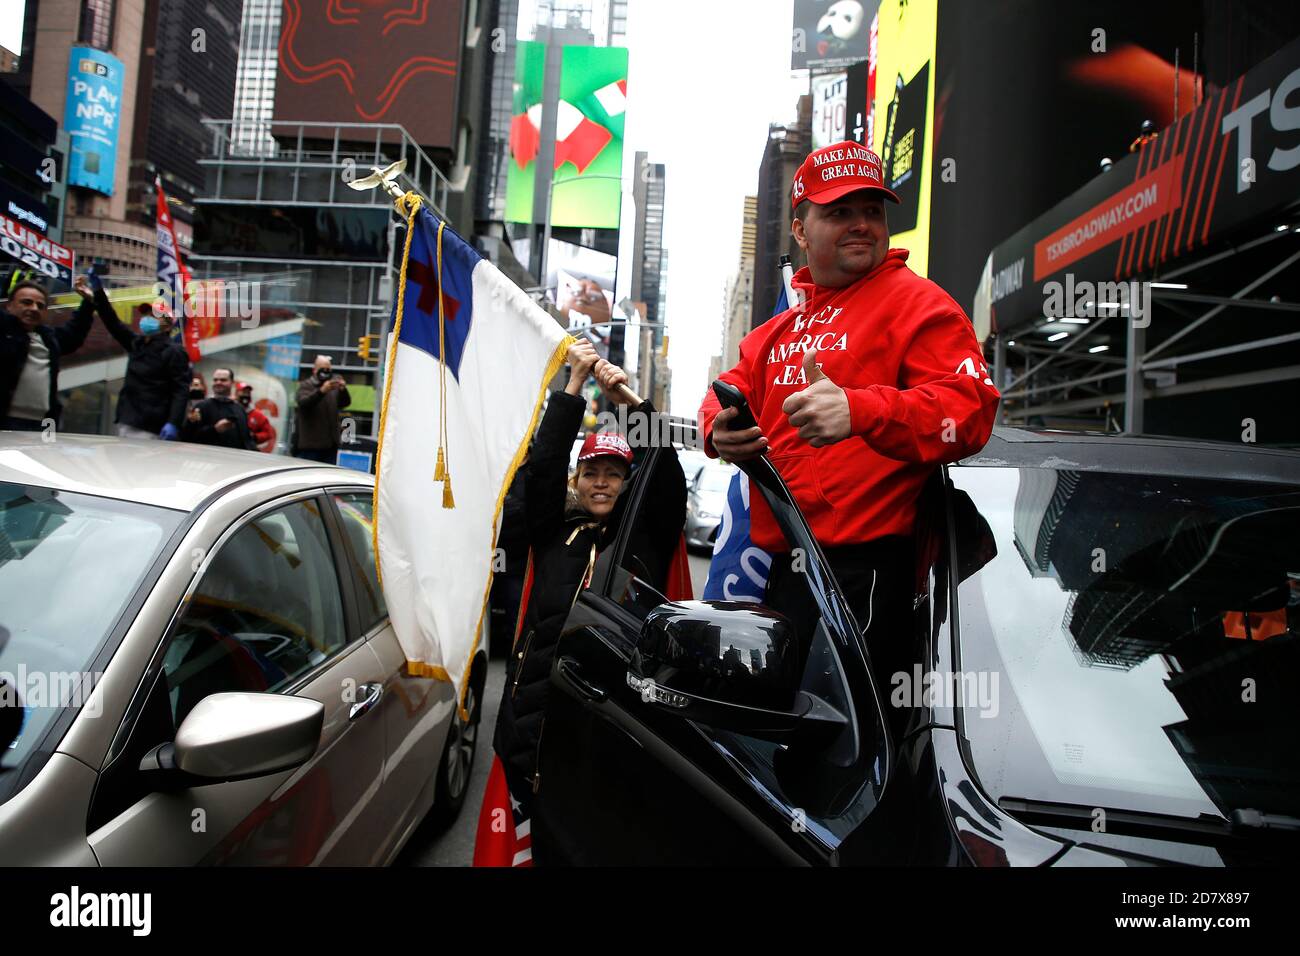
left=779, top=254, right=799, bottom=309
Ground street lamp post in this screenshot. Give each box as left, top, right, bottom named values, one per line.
left=539, top=173, right=626, bottom=289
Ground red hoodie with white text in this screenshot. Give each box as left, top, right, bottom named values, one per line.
left=698, top=248, right=1000, bottom=552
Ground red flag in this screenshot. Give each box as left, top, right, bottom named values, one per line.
left=665, top=533, right=694, bottom=602
left=472, top=755, right=534, bottom=867
left=156, top=179, right=201, bottom=362
left=554, top=116, right=611, bottom=174
left=510, top=110, right=541, bottom=170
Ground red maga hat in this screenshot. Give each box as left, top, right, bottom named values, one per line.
left=578, top=431, right=633, bottom=466
left=791, top=141, right=900, bottom=211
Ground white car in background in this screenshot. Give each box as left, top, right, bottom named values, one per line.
left=685, top=461, right=737, bottom=551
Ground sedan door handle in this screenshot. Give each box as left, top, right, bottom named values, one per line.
left=556, top=657, right=608, bottom=703
left=349, top=681, right=384, bottom=720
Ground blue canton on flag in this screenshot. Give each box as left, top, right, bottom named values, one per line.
left=392, top=205, right=477, bottom=380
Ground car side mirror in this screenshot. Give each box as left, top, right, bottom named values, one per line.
left=630, top=601, right=846, bottom=743
left=140, top=692, right=323, bottom=785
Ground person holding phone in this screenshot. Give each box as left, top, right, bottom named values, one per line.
left=294, top=355, right=350, bottom=462
left=698, top=141, right=1000, bottom=691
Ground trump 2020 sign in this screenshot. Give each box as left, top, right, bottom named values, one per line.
left=63, top=46, right=124, bottom=196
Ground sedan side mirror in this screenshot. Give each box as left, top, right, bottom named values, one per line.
left=140, top=692, right=323, bottom=784
left=630, top=601, right=846, bottom=743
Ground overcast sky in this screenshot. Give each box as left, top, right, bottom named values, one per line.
left=1, top=7, right=20, bottom=52
left=2, top=1, right=807, bottom=416
left=616, top=0, right=806, bottom=415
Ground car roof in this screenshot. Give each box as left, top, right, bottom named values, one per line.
left=959, top=426, right=1300, bottom=485
left=0, top=434, right=371, bottom=511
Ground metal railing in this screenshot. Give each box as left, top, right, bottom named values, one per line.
left=198, top=119, right=450, bottom=217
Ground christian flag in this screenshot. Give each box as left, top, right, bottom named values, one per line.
left=375, top=195, right=571, bottom=717
left=155, top=179, right=200, bottom=362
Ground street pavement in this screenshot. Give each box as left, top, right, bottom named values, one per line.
left=399, top=552, right=713, bottom=866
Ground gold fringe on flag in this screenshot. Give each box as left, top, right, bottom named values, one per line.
left=371, top=190, right=423, bottom=590
left=433, top=218, right=454, bottom=509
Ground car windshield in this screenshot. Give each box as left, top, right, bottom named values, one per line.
left=0, top=483, right=183, bottom=791
left=948, top=466, right=1300, bottom=826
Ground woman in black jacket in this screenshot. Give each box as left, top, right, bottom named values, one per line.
left=493, top=339, right=687, bottom=829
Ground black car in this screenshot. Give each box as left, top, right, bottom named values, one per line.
left=531, top=427, right=1300, bottom=865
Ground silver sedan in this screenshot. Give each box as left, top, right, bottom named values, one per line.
left=0, top=434, right=485, bottom=865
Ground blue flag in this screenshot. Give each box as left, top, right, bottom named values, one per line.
left=702, top=273, right=790, bottom=601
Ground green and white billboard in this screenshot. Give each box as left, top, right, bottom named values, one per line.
left=506, top=43, right=628, bottom=229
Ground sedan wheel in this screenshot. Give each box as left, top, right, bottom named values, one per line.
left=431, top=679, right=480, bottom=824
left=446, top=685, right=477, bottom=801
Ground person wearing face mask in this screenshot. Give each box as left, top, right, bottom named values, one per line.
left=487, top=339, right=686, bottom=860
left=185, top=373, right=206, bottom=428
left=294, top=355, right=350, bottom=462
left=236, top=381, right=274, bottom=452
left=90, top=279, right=192, bottom=440
left=182, top=367, right=256, bottom=450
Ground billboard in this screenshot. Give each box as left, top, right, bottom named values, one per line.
left=812, top=72, right=849, bottom=150
left=792, top=0, right=878, bottom=70
left=274, top=0, right=463, bottom=149
left=506, top=43, right=628, bottom=229
left=925, top=1, right=1244, bottom=319
left=872, top=0, right=936, bottom=275
left=63, top=46, right=123, bottom=196
left=977, top=33, right=1300, bottom=340
left=844, top=15, right=878, bottom=147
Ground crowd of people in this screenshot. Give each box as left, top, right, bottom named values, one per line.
left=1, top=275, right=350, bottom=458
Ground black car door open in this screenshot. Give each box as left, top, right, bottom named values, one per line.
left=535, top=442, right=895, bottom=865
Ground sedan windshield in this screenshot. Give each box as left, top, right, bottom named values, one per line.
left=0, top=483, right=183, bottom=795
left=948, top=466, right=1300, bottom=829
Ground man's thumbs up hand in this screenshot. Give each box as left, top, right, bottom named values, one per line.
left=803, top=346, right=828, bottom=383
left=781, top=349, right=852, bottom=448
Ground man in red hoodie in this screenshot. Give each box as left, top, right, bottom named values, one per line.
left=698, top=141, right=1000, bottom=689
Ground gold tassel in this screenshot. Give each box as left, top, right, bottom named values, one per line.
left=434, top=446, right=446, bottom=481
left=442, top=477, right=455, bottom=509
